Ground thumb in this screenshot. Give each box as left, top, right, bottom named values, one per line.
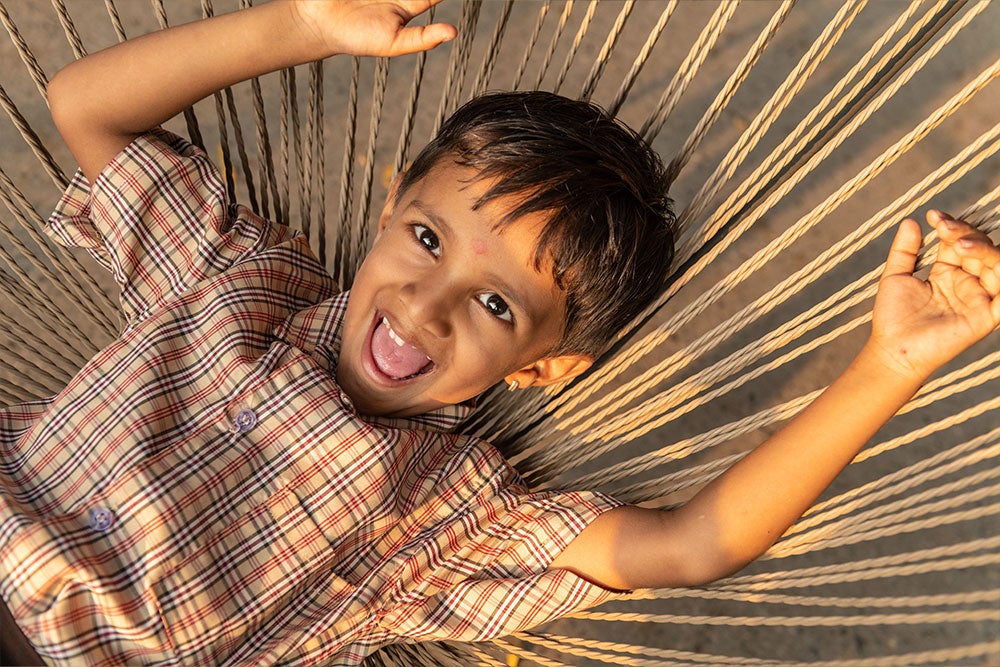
left=391, top=22, right=456, bottom=55
left=882, top=219, right=922, bottom=280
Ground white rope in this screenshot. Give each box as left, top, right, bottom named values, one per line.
left=577, top=0, right=634, bottom=102
left=550, top=0, right=597, bottom=95
left=529, top=0, right=575, bottom=91
left=546, top=6, right=995, bottom=435
left=544, top=91, right=1000, bottom=449
left=606, top=1, right=678, bottom=116
left=638, top=0, right=742, bottom=143
left=509, top=1, right=551, bottom=91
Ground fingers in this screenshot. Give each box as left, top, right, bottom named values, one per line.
left=956, top=236, right=1000, bottom=296
left=928, top=209, right=1000, bottom=298
left=929, top=209, right=992, bottom=245
left=395, top=0, right=456, bottom=54
left=882, top=218, right=922, bottom=280
left=393, top=21, right=456, bottom=55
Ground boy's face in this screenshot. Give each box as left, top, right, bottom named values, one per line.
left=337, top=160, right=592, bottom=418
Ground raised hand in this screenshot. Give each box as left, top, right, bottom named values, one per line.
left=292, top=0, right=457, bottom=58
left=871, top=210, right=1000, bottom=380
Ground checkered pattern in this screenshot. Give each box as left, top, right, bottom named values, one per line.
left=0, top=131, right=622, bottom=666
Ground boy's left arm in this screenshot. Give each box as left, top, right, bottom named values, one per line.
left=551, top=210, right=999, bottom=591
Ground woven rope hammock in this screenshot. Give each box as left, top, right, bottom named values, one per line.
left=2, top=0, right=998, bottom=665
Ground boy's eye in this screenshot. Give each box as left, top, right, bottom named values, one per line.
left=477, top=292, right=513, bottom=323
left=413, top=224, right=440, bottom=256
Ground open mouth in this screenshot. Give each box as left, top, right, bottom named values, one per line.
left=368, top=314, right=434, bottom=381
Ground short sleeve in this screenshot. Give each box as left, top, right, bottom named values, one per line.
left=377, top=479, right=629, bottom=644
left=431, top=488, right=627, bottom=641
left=45, top=129, right=293, bottom=326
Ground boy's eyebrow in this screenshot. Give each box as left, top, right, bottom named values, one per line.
left=488, top=271, right=532, bottom=320
left=409, top=198, right=535, bottom=320
left=411, top=200, right=452, bottom=240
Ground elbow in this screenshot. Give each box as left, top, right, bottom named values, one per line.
left=46, top=62, right=133, bottom=182
left=666, top=507, right=782, bottom=587
left=661, top=520, right=766, bottom=588
left=47, top=65, right=82, bottom=140
left=627, top=510, right=761, bottom=589
left=595, top=506, right=770, bottom=590
left=48, top=60, right=108, bottom=146
left=675, top=552, right=755, bottom=588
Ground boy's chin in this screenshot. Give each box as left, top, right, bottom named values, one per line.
left=336, top=368, right=438, bottom=419
left=356, top=397, right=432, bottom=419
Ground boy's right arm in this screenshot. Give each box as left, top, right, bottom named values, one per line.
left=47, top=0, right=455, bottom=183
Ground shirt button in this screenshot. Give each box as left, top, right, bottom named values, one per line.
left=233, top=408, right=258, bottom=433
left=89, top=507, right=114, bottom=532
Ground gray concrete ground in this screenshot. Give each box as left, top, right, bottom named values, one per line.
left=1, top=1, right=997, bottom=665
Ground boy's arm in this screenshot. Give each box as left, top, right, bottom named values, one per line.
left=47, top=0, right=455, bottom=183
left=551, top=211, right=1000, bottom=590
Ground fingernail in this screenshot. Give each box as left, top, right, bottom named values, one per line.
left=958, top=237, right=975, bottom=249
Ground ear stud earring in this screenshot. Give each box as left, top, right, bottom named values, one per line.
left=507, top=380, right=519, bottom=392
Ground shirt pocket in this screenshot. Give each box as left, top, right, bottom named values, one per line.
left=151, top=486, right=348, bottom=665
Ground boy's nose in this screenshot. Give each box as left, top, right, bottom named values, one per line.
left=399, top=280, right=454, bottom=340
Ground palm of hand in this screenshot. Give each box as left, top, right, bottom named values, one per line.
left=874, top=263, right=994, bottom=378
left=871, top=215, right=1000, bottom=380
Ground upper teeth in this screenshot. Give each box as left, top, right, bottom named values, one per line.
left=383, top=317, right=405, bottom=347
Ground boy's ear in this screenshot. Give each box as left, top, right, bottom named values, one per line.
left=376, top=173, right=405, bottom=237
left=506, top=354, right=593, bottom=389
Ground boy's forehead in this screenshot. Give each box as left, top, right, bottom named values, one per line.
left=397, top=161, right=568, bottom=313
left=403, top=159, right=555, bottom=251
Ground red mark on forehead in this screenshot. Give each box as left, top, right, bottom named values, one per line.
left=472, top=239, right=487, bottom=256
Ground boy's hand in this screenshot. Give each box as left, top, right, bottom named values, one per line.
left=292, top=0, right=457, bottom=58
left=871, top=210, right=1000, bottom=380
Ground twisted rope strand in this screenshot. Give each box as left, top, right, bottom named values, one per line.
left=530, top=0, right=575, bottom=91
left=576, top=0, right=634, bottom=103
left=638, top=0, right=741, bottom=143
left=550, top=0, right=597, bottom=95
left=510, top=1, right=551, bottom=91
left=606, top=1, right=677, bottom=116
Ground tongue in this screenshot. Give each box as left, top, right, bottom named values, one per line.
left=371, top=320, right=430, bottom=379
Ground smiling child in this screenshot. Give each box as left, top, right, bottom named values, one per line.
left=1, top=1, right=998, bottom=666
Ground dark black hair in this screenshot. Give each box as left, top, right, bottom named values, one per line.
left=399, top=91, right=676, bottom=357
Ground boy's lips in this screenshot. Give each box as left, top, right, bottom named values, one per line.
left=362, top=312, right=435, bottom=384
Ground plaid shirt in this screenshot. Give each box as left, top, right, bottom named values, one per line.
left=0, top=131, right=622, bottom=666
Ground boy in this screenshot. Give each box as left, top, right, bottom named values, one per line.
left=1, top=1, right=997, bottom=665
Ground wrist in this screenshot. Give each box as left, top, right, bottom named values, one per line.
left=244, top=2, right=333, bottom=64
left=856, top=336, right=931, bottom=389
left=285, top=0, right=347, bottom=60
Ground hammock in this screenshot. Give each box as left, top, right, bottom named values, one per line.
left=1, top=1, right=997, bottom=665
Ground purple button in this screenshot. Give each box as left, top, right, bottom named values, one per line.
left=233, top=408, right=258, bottom=433
left=89, top=507, right=114, bottom=532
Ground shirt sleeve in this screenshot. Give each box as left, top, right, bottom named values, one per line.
left=440, top=487, right=628, bottom=640
left=377, top=471, right=630, bottom=644
left=45, top=129, right=293, bottom=327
